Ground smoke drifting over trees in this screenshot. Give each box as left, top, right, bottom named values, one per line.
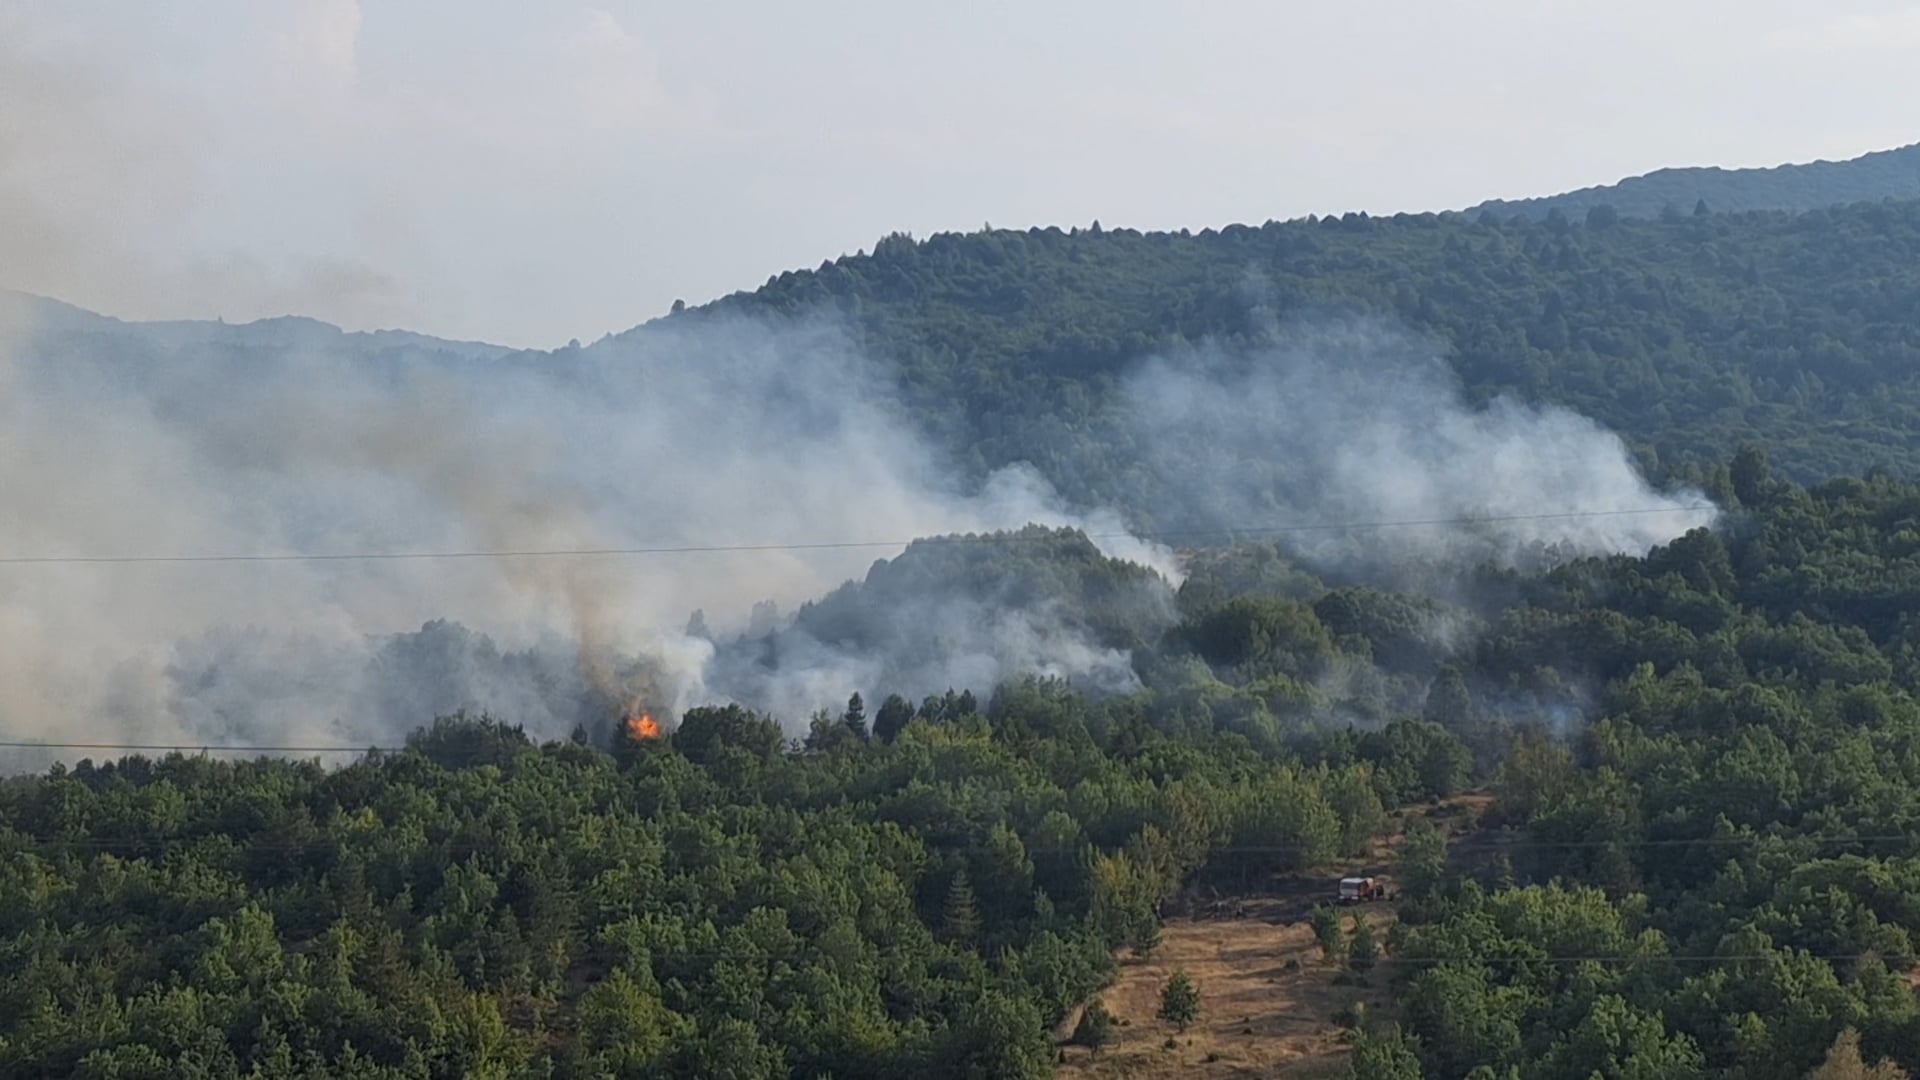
left=1108, top=323, right=1711, bottom=566
left=0, top=296, right=1709, bottom=761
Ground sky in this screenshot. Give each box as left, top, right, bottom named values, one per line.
left=3, top=0, right=1917, bottom=348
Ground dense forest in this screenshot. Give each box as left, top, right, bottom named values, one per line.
left=679, top=193, right=1920, bottom=498
left=1464, top=142, right=1920, bottom=222
left=15, top=453, right=1920, bottom=1076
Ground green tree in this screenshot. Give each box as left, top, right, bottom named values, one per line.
left=1130, top=916, right=1162, bottom=958
left=1424, top=667, right=1474, bottom=729
left=571, top=968, right=680, bottom=1073
left=1347, top=1023, right=1424, bottom=1080
left=943, top=868, right=982, bottom=944
left=1348, top=913, right=1378, bottom=973
left=1536, top=995, right=1702, bottom=1080
left=678, top=1016, right=785, bottom=1080
left=1311, top=905, right=1345, bottom=963
left=1158, top=969, right=1201, bottom=1032
left=947, top=992, right=1052, bottom=1080
left=874, top=693, right=915, bottom=742
left=672, top=704, right=783, bottom=764
left=1492, top=730, right=1577, bottom=825
left=842, top=692, right=869, bottom=739
left=1403, top=963, right=1527, bottom=1077
left=1395, top=816, right=1450, bottom=903
left=1324, top=764, right=1389, bottom=857
left=1731, top=444, right=1772, bottom=506
left=1070, top=999, right=1116, bottom=1055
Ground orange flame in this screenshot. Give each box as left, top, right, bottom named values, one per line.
left=626, top=712, right=662, bottom=741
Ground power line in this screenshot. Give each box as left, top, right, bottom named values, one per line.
left=0, top=504, right=1716, bottom=566
left=0, top=739, right=400, bottom=754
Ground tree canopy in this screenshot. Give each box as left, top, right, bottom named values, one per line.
left=677, top=195, right=1920, bottom=493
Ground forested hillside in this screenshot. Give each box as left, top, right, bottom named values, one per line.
left=15, top=453, right=1920, bottom=1075
left=1466, top=142, right=1920, bottom=221
left=20, top=139, right=1920, bottom=1078
left=682, top=196, right=1920, bottom=495
left=25, top=187, right=1920, bottom=523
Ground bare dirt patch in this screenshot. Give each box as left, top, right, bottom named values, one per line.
left=1054, top=896, right=1394, bottom=1078
left=1054, top=793, right=1492, bottom=1078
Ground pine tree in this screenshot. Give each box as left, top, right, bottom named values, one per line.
left=1157, top=969, right=1200, bottom=1032
left=943, top=869, right=981, bottom=943
left=1070, top=999, right=1115, bottom=1055
left=842, top=692, right=868, bottom=739
left=1396, top=817, right=1450, bottom=901
left=1346, top=1023, right=1423, bottom=1079
left=1130, top=916, right=1162, bottom=958
left=875, top=693, right=914, bottom=742
left=1423, top=667, right=1473, bottom=729
left=1348, top=913, right=1378, bottom=973
left=804, top=709, right=839, bottom=752
left=1311, top=905, right=1344, bottom=962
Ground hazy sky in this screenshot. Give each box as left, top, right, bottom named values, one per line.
left=4, top=1, right=1916, bottom=347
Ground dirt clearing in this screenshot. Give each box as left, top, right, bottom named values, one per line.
left=1053, top=896, right=1395, bottom=1079
left=1053, top=793, right=1491, bottom=1078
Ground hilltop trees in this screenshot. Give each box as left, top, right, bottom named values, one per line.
left=714, top=198, right=1920, bottom=491
left=0, top=666, right=1391, bottom=1076
left=874, top=693, right=915, bottom=742
left=1347, top=1024, right=1425, bottom=1080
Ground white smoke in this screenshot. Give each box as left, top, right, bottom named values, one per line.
left=0, top=301, right=1170, bottom=761
left=0, top=9, right=416, bottom=334
left=1104, top=322, right=1716, bottom=572
left=0, top=297, right=1713, bottom=766
left=700, top=529, right=1175, bottom=725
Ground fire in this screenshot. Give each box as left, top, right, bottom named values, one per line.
left=625, top=711, right=662, bottom=741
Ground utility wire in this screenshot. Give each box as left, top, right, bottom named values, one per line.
left=0, top=739, right=401, bottom=754
left=0, top=504, right=1717, bottom=566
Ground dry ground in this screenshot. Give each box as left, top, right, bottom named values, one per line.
left=1053, top=793, right=1493, bottom=1079
left=1053, top=897, right=1395, bottom=1078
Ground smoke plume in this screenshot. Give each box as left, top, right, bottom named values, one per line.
left=0, top=301, right=1168, bottom=763
left=1097, top=321, right=1716, bottom=578
left=0, top=6, right=414, bottom=334
left=0, top=297, right=1710, bottom=766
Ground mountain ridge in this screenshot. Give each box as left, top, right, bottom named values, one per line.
left=1462, top=141, right=1920, bottom=220
left=0, top=288, right=520, bottom=358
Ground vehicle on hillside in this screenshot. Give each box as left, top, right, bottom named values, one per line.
left=1337, top=876, right=1392, bottom=904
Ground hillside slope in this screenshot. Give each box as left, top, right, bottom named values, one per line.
left=1463, top=142, right=1920, bottom=220
left=680, top=198, right=1920, bottom=493
left=21, top=192, right=1920, bottom=512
